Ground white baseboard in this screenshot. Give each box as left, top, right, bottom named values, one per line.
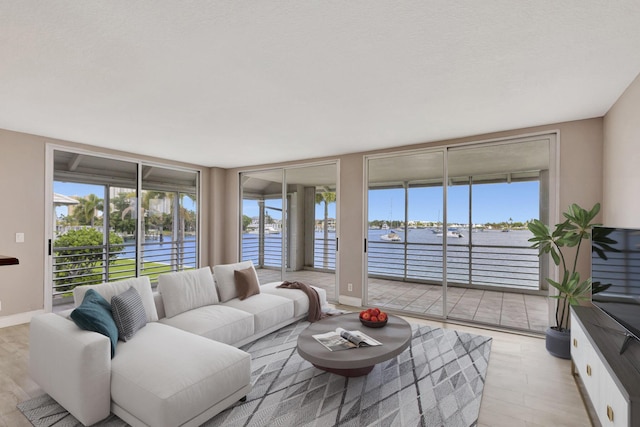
left=338, top=295, right=362, bottom=308
left=0, top=309, right=45, bottom=329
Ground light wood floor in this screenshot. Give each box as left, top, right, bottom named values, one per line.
left=0, top=314, right=590, bottom=427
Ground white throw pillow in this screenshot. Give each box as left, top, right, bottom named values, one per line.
left=158, top=267, right=219, bottom=318
left=73, top=276, right=159, bottom=322
left=213, top=261, right=258, bottom=302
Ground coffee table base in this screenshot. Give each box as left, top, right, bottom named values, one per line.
left=313, top=363, right=374, bottom=377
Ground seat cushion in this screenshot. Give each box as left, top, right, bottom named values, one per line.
left=159, top=305, right=254, bottom=345
left=223, top=293, right=294, bottom=334
left=110, top=323, right=250, bottom=427
left=260, top=281, right=328, bottom=317
left=158, top=267, right=219, bottom=318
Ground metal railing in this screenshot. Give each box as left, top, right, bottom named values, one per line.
left=241, top=235, right=336, bottom=270
left=367, top=240, right=539, bottom=290
left=241, top=235, right=538, bottom=290
left=313, top=238, right=336, bottom=270
left=52, top=240, right=196, bottom=300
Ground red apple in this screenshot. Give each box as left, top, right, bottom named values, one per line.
left=362, top=312, right=371, bottom=321
left=371, top=316, right=378, bottom=322
left=378, top=312, right=387, bottom=322
left=360, top=310, right=367, bottom=318
left=372, top=308, right=381, bottom=316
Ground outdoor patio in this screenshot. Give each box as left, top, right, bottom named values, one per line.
left=256, top=268, right=548, bottom=333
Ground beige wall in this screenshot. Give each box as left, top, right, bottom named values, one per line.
left=603, top=72, right=640, bottom=227
left=0, top=129, right=210, bottom=325
left=0, top=132, right=47, bottom=320
left=0, top=114, right=609, bottom=323
left=219, top=118, right=604, bottom=304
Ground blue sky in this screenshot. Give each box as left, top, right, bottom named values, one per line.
left=54, top=182, right=197, bottom=216
left=369, top=181, right=539, bottom=224
left=57, top=180, right=538, bottom=224
left=243, top=180, right=538, bottom=224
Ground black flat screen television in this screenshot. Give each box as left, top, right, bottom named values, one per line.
left=591, top=226, right=640, bottom=354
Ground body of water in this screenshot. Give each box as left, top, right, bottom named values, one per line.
left=119, top=236, right=197, bottom=267
left=242, top=228, right=538, bottom=289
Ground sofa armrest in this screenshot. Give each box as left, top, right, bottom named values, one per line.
left=29, top=313, right=111, bottom=426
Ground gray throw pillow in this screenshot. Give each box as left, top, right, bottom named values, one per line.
left=111, top=287, right=147, bottom=342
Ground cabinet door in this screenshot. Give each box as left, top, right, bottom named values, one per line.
left=597, top=368, right=629, bottom=427
left=571, top=315, right=586, bottom=372
left=571, top=315, right=599, bottom=400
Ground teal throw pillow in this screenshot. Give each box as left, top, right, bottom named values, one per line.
left=70, top=289, right=118, bottom=358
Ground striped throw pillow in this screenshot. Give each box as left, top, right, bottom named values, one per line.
left=112, top=287, right=147, bottom=342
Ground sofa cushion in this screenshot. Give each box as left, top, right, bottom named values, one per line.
left=70, top=289, right=118, bottom=358
left=158, top=267, right=218, bottom=318
left=213, top=260, right=257, bottom=302
left=159, top=304, right=255, bottom=345
left=73, top=276, right=158, bottom=322
left=234, top=267, right=260, bottom=300
left=260, top=281, right=328, bottom=318
left=111, top=287, right=147, bottom=341
left=223, top=293, right=294, bottom=334
left=110, top=322, right=251, bottom=427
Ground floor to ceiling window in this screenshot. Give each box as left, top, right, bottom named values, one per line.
left=365, top=135, right=555, bottom=332
left=50, top=149, right=199, bottom=306
left=240, top=162, right=339, bottom=302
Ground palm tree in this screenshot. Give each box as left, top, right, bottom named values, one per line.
left=315, top=187, right=336, bottom=269
left=72, top=194, right=104, bottom=227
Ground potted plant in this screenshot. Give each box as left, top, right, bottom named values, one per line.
left=527, top=203, right=615, bottom=359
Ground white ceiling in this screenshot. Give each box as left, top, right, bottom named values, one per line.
left=2, top=1, right=640, bottom=169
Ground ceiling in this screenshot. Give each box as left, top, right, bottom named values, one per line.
left=2, top=2, right=640, bottom=169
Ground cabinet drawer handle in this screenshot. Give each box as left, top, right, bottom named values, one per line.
left=573, top=338, right=578, bottom=347
left=607, top=405, right=614, bottom=422
left=586, top=364, right=592, bottom=376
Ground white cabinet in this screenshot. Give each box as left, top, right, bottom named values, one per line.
left=571, top=309, right=631, bottom=427
left=598, top=364, right=628, bottom=426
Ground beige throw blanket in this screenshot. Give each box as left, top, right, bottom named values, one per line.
left=277, top=281, right=323, bottom=323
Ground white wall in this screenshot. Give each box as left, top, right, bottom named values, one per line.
left=603, top=72, right=640, bottom=226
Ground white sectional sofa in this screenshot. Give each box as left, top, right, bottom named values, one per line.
left=29, top=263, right=327, bottom=427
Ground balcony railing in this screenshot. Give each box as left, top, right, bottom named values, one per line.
left=367, top=240, right=539, bottom=290
left=52, top=240, right=196, bottom=300
left=242, top=234, right=539, bottom=290
left=241, top=235, right=336, bottom=270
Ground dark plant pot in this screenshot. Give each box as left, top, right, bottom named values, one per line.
left=545, top=327, right=571, bottom=359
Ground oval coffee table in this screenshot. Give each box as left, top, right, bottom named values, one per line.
left=297, top=313, right=412, bottom=377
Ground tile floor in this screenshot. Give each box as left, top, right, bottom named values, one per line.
left=257, top=269, right=549, bottom=333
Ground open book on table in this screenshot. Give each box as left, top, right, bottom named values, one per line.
left=312, top=327, right=383, bottom=351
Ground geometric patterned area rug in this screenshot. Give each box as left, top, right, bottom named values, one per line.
left=18, top=321, right=492, bottom=427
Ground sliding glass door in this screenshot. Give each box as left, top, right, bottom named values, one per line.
left=364, top=136, right=554, bottom=332
left=366, top=150, right=446, bottom=317
left=50, top=148, right=199, bottom=308
left=240, top=162, right=338, bottom=302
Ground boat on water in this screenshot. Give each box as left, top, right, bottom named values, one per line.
left=436, top=230, right=464, bottom=238
left=380, top=230, right=401, bottom=241
left=247, top=225, right=280, bottom=234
